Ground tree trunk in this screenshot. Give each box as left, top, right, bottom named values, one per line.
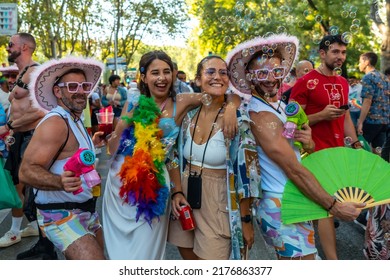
left=381, top=0, right=390, bottom=71
left=372, top=0, right=390, bottom=71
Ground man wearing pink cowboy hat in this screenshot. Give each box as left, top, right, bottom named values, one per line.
left=19, top=56, right=106, bottom=260
left=226, top=33, right=364, bottom=260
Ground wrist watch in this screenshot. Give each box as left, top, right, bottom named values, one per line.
left=241, top=215, right=252, bottom=223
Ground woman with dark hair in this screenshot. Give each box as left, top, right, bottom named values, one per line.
left=102, top=74, right=127, bottom=129
left=167, top=55, right=261, bottom=260
left=102, top=50, right=239, bottom=259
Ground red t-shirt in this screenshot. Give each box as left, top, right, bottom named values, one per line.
left=290, top=70, right=349, bottom=151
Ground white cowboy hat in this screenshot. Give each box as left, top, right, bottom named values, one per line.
left=29, top=56, right=104, bottom=112
left=226, top=33, right=299, bottom=97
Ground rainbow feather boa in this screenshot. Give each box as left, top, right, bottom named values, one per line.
left=118, top=95, right=169, bottom=225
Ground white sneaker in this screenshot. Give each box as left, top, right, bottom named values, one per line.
left=20, top=223, right=39, bottom=238
left=0, top=230, right=21, bottom=248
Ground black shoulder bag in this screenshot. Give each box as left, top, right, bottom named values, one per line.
left=187, top=104, right=224, bottom=209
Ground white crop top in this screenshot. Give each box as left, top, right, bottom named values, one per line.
left=183, top=127, right=227, bottom=169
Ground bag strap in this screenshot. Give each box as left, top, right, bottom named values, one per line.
left=33, top=112, right=70, bottom=197
left=48, top=112, right=70, bottom=168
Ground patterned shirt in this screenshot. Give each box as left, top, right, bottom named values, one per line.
left=361, top=69, right=390, bottom=125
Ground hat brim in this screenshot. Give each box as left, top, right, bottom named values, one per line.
left=29, top=56, right=104, bottom=112
left=226, top=33, right=299, bottom=97
left=0, top=65, right=19, bottom=74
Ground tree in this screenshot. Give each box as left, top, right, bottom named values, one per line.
left=99, top=0, right=189, bottom=69
left=19, top=0, right=103, bottom=59
left=370, top=0, right=390, bottom=71
left=191, top=0, right=381, bottom=75
left=14, top=0, right=188, bottom=68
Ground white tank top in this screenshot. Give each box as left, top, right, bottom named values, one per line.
left=247, top=97, right=300, bottom=194
left=35, top=106, right=94, bottom=204
left=183, top=127, right=226, bottom=169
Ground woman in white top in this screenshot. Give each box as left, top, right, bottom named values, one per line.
left=168, top=55, right=260, bottom=260
left=102, top=51, right=240, bottom=260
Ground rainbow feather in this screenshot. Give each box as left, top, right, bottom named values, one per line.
left=118, top=95, right=169, bottom=225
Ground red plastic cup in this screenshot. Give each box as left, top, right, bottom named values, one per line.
left=97, top=123, right=113, bottom=139
left=96, top=112, right=114, bottom=140
left=178, top=205, right=196, bottom=231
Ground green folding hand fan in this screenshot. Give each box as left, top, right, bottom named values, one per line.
left=281, top=147, right=390, bottom=224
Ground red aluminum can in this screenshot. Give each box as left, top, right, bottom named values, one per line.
left=178, top=205, right=196, bottom=231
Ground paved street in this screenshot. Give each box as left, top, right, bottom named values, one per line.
left=0, top=146, right=365, bottom=260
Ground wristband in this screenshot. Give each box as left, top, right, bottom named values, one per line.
left=171, top=191, right=185, bottom=200
left=6, top=120, right=13, bottom=130
left=327, top=198, right=337, bottom=211
left=241, top=215, right=252, bottom=223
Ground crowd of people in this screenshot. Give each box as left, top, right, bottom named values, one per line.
left=0, top=31, right=389, bottom=261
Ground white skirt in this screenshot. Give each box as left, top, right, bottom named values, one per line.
left=102, top=154, right=170, bottom=260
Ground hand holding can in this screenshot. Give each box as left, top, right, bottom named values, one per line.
left=178, top=205, right=196, bottom=231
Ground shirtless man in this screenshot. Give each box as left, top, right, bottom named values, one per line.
left=0, top=33, right=51, bottom=258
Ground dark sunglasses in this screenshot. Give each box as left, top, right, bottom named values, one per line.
left=4, top=74, right=17, bottom=79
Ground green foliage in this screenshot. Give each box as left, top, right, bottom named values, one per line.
left=192, top=0, right=381, bottom=73
left=16, top=0, right=102, bottom=59
left=0, top=0, right=388, bottom=77
left=1, top=0, right=188, bottom=68
left=100, top=0, right=189, bottom=68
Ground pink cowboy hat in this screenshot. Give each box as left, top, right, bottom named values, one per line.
left=29, top=56, right=104, bottom=112
left=226, top=33, right=299, bottom=97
